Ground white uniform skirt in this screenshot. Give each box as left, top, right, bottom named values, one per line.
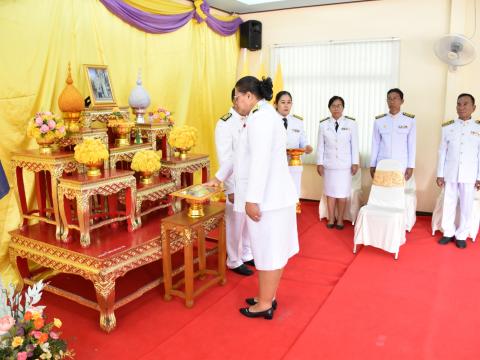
left=323, top=168, right=351, bottom=198
left=246, top=205, right=299, bottom=271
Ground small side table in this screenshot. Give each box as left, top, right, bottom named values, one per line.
left=161, top=203, right=226, bottom=307
left=11, top=150, right=78, bottom=239
left=58, top=169, right=137, bottom=247
left=136, top=122, right=171, bottom=159
left=109, top=143, right=154, bottom=169
left=135, top=176, right=177, bottom=226
left=160, top=154, right=210, bottom=188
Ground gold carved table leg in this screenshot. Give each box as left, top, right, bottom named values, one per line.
left=8, top=250, right=25, bottom=292
left=197, top=228, right=206, bottom=280
left=77, top=194, right=91, bottom=247
left=93, top=276, right=116, bottom=333
left=51, top=173, right=63, bottom=240
left=217, top=218, right=227, bottom=285
left=183, top=228, right=194, bottom=308
left=161, top=224, right=173, bottom=301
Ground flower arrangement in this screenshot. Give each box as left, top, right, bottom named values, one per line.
left=27, top=112, right=66, bottom=142
left=149, top=107, right=174, bottom=125
left=168, top=125, right=198, bottom=150
left=0, top=280, right=74, bottom=359
left=107, top=107, right=134, bottom=128
left=74, top=138, right=109, bottom=165
left=131, top=150, right=161, bottom=173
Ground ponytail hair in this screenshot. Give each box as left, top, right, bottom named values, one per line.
left=235, top=76, right=273, bottom=101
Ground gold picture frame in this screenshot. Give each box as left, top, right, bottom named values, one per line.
left=83, top=64, right=116, bottom=108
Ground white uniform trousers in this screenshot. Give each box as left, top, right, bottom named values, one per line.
left=225, top=198, right=253, bottom=269
left=289, top=166, right=303, bottom=198
left=441, top=182, right=475, bottom=240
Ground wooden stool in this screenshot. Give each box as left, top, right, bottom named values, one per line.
left=161, top=203, right=226, bottom=307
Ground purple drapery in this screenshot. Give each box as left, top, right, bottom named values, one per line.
left=99, top=0, right=242, bottom=35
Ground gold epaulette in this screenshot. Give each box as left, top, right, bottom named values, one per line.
left=293, top=114, right=303, bottom=120
left=375, top=113, right=387, bottom=119
left=252, top=103, right=260, bottom=113
left=220, top=112, right=232, bottom=121
left=319, top=116, right=329, bottom=123
left=442, top=120, right=454, bottom=127
left=476, top=120, right=480, bottom=125
left=345, top=115, right=356, bottom=121
left=403, top=112, right=415, bottom=118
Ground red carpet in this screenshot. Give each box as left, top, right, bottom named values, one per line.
left=36, top=203, right=480, bottom=359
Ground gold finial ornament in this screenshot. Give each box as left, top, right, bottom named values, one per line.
left=58, top=63, right=84, bottom=132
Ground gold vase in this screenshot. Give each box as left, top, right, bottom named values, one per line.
left=114, top=124, right=133, bottom=147
left=63, top=112, right=81, bottom=133
left=86, top=160, right=103, bottom=177
left=36, top=137, right=55, bottom=155
left=178, top=147, right=190, bottom=160
left=139, top=171, right=153, bottom=184
left=186, top=199, right=205, bottom=218
left=287, top=149, right=306, bottom=166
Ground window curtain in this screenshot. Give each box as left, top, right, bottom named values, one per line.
left=271, top=38, right=400, bottom=166
left=0, top=0, right=240, bottom=284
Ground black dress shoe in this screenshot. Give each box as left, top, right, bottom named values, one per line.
left=326, top=223, right=335, bottom=229
left=438, top=236, right=454, bottom=245
left=244, top=259, right=255, bottom=267
left=239, top=307, right=274, bottom=320
left=245, top=298, right=278, bottom=310
left=455, top=239, right=467, bottom=249
left=336, top=224, right=344, bottom=230
left=230, top=264, right=253, bottom=276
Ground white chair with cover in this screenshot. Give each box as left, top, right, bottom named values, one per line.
left=404, top=175, right=417, bottom=231
left=353, top=159, right=406, bottom=259
left=431, top=188, right=480, bottom=241
left=318, top=168, right=363, bottom=224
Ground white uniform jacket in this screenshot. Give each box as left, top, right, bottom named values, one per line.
left=316, top=116, right=359, bottom=170
left=437, top=118, right=480, bottom=183
left=214, top=107, right=245, bottom=195
left=216, top=100, right=298, bottom=212
left=284, top=113, right=308, bottom=149
left=370, top=112, right=416, bottom=169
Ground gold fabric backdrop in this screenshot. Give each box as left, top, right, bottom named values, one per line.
left=0, top=0, right=239, bottom=283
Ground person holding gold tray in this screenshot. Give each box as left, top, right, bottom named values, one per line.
left=274, top=91, right=313, bottom=213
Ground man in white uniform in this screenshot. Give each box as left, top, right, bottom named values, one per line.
left=437, top=93, right=480, bottom=249
left=370, top=88, right=416, bottom=180
left=214, top=90, right=254, bottom=275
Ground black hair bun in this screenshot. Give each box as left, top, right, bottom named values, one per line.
left=259, top=77, right=273, bottom=101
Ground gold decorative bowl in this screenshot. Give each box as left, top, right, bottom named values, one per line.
left=170, top=184, right=222, bottom=218
left=286, top=148, right=306, bottom=166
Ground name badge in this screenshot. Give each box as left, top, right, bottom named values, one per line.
left=341, top=127, right=349, bottom=131
left=291, top=129, right=300, bottom=133
left=398, top=125, right=408, bottom=129
left=471, top=131, right=480, bottom=136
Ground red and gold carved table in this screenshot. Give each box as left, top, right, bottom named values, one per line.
left=135, top=176, right=177, bottom=226
left=57, top=128, right=109, bottom=149
left=8, top=220, right=171, bottom=332
left=161, top=203, right=226, bottom=307
left=11, top=150, right=78, bottom=240
left=160, top=153, right=210, bottom=188
left=81, top=107, right=130, bottom=129
left=109, top=143, right=154, bottom=170
left=58, top=169, right=137, bottom=247
left=135, top=122, right=171, bottom=159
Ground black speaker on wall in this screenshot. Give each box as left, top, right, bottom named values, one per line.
left=240, top=20, right=262, bottom=51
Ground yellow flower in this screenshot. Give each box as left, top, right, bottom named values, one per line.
left=53, top=318, right=62, bottom=328
left=12, top=336, right=24, bottom=348
left=131, top=150, right=161, bottom=172
left=168, top=125, right=198, bottom=150
left=74, top=138, right=109, bottom=164
left=31, top=311, right=42, bottom=320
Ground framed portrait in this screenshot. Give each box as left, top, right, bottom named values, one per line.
left=83, top=64, right=116, bottom=108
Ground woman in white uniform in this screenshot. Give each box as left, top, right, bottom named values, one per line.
left=274, top=91, right=313, bottom=213
left=316, top=96, right=359, bottom=230
left=211, top=76, right=299, bottom=320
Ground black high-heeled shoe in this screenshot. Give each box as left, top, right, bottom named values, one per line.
left=245, top=298, right=278, bottom=310
left=239, top=307, right=274, bottom=320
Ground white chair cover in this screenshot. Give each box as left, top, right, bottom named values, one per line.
left=405, top=175, right=417, bottom=232
left=431, top=188, right=480, bottom=241
left=318, top=168, right=363, bottom=224
left=354, top=159, right=406, bottom=259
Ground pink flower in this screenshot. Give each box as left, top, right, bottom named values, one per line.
left=17, top=352, right=27, bottom=360
left=58, top=126, right=65, bottom=133
left=44, top=111, right=52, bottom=116
left=0, top=315, right=15, bottom=335
left=40, top=124, right=50, bottom=133
left=47, top=119, right=56, bottom=129
left=165, top=111, right=171, bottom=116
left=35, top=117, right=43, bottom=125
left=31, top=330, right=42, bottom=339
left=49, top=331, right=59, bottom=339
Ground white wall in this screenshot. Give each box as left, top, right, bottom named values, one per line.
left=240, top=0, right=480, bottom=212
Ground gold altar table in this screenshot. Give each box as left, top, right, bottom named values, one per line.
left=135, top=176, right=177, bottom=226
left=136, top=122, right=171, bottom=158
left=109, top=143, right=154, bottom=169
left=58, top=169, right=137, bottom=247
left=160, top=153, right=210, bottom=188
left=11, top=150, right=78, bottom=240
left=161, top=203, right=226, bottom=308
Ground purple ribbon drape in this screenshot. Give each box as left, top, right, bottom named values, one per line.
left=99, top=0, right=242, bottom=35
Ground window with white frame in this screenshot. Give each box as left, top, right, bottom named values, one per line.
left=270, top=38, right=400, bottom=166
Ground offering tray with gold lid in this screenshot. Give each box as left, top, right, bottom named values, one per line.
left=170, top=184, right=222, bottom=218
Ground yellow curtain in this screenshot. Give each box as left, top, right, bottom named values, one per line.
left=0, top=0, right=239, bottom=284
